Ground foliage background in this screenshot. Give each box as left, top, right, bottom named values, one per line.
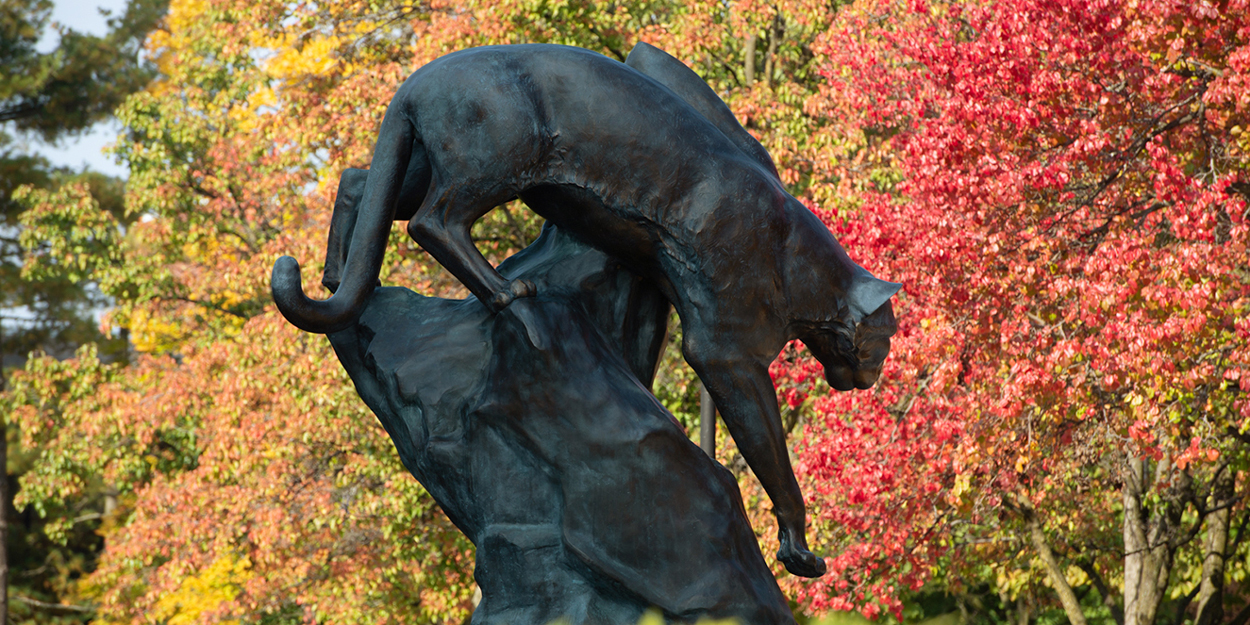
left=1, top=0, right=1247, bottom=623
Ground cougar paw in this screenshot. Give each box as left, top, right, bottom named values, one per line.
left=488, top=279, right=537, bottom=312
left=778, top=529, right=827, bottom=578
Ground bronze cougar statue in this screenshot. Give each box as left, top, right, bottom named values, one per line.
left=272, top=42, right=900, bottom=578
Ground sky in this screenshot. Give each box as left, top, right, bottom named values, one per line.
left=1, top=0, right=134, bottom=329
left=31, top=0, right=134, bottom=178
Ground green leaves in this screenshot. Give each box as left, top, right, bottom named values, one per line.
left=0, top=0, right=167, bottom=140
left=17, top=181, right=124, bottom=285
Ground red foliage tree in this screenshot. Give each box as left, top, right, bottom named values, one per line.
left=776, top=0, right=1250, bottom=619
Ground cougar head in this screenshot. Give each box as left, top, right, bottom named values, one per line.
left=801, top=274, right=900, bottom=391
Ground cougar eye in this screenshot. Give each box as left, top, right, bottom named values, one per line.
left=857, top=335, right=891, bottom=365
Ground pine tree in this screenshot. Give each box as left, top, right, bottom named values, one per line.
left=0, top=0, right=164, bottom=619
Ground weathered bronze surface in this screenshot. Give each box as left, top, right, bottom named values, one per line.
left=328, top=225, right=796, bottom=623
left=272, top=42, right=900, bottom=622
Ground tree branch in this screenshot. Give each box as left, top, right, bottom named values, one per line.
left=1011, top=500, right=1089, bottom=625
left=1228, top=602, right=1250, bottom=625
left=167, top=295, right=249, bottom=319
left=1172, top=584, right=1200, bottom=625
left=12, top=595, right=93, bottom=613
left=1077, top=559, right=1124, bottom=625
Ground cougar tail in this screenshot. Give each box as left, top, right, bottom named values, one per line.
left=272, top=109, right=418, bottom=334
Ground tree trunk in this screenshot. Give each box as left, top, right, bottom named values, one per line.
left=699, top=382, right=716, bottom=457
left=1024, top=508, right=1087, bottom=625
left=1194, top=466, right=1234, bottom=625
left=0, top=352, right=8, bottom=625
left=744, top=33, right=757, bottom=86
left=104, top=486, right=118, bottom=516
left=1016, top=596, right=1030, bottom=625
left=763, top=13, right=782, bottom=88
left=1123, top=455, right=1183, bottom=625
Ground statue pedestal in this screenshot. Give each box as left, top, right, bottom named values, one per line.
left=326, top=228, right=796, bottom=624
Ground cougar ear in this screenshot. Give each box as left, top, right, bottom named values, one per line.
left=847, top=273, right=902, bottom=321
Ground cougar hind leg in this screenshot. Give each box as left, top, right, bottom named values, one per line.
left=407, top=183, right=535, bottom=312
left=323, top=168, right=369, bottom=293
left=322, top=142, right=433, bottom=294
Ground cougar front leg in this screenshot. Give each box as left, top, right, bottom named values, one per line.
left=684, top=339, right=827, bottom=578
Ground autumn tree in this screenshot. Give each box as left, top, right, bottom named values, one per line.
left=9, top=0, right=1249, bottom=623
left=2, top=0, right=164, bottom=620
left=773, top=0, right=1250, bottom=620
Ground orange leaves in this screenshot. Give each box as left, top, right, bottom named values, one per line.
left=58, top=315, right=475, bottom=623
